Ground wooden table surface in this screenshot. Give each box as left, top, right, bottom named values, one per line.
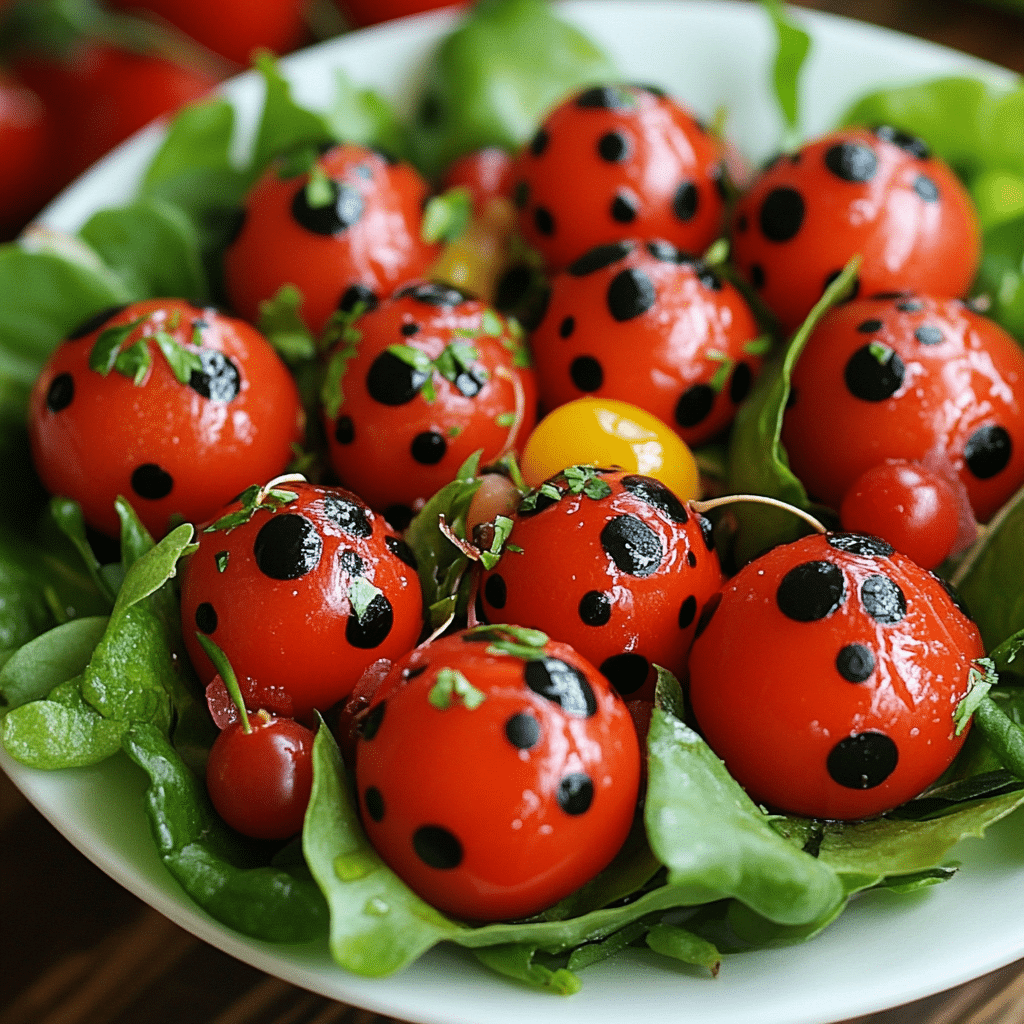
left=3, top=2, right=1024, bottom=1022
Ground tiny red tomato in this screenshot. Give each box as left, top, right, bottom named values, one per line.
left=0, top=70, right=53, bottom=239
left=440, top=146, right=514, bottom=214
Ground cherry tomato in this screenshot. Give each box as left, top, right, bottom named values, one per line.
left=223, top=143, right=441, bottom=336
left=0, top=70, right=53, bottom=239
left=529, top=240, right=765, bottom=447
left=321, top=281, right=537, bottom=529
left=511, top=84, right=728, bottom=272
left=730, top=126, right=980, bottom=333
left=355, top=624, right=640, bottom=922
left=27, top=299, right=304, bottom=539
left=180, top=481, right=424, bottom=722
left=440, top=146, right=514, bottom=214
left=781, top=293, right=1024, bottom=523
left=839, top=460, right=964, bottom=570
left=479, top=468, right=723, bottom=701
left=520, top=396, right=701, bottom=502
left=206, top=710, right=315, bottom=840
left=688, top=532, right=984, bottom=820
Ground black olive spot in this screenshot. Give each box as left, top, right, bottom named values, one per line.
left=598, top=130, right=631, bottom=162
left=576, top=86, right=634, bottom=110
left=621, top=474, right=689, bottom=522
left=828, top=533, right=895, bottom=558
left=696, top=263, right=723, bottom=290
left=189, top=349, right=241, bottom=402
left=534, top=207, right=555, bottom=236
left=857, top=319, right=883, bottom=334
left=559, top=315, right=575, bottom=338
left=366, top=350, right=429, bottom=405
left=964, top=425, right=1012, bottom=479
left=913, top=175, right=940, bottom=203
left=323, top=494, right=373, bottom=538
left=601, top=652, right=649, bottom=695
left=694, top=592, right=721, bottom=638
left=338, top=283, right=378, bottom=315
left=750, top=263, right=766, bottom=289
left=360, top=700, right=386, bottom=740
left=291, top=179, right=364, bottom=235
left=364, top=786, right=385, bottom=822
left=46, top=373, right=74, bottom=412
left=484, top=573, right=507, bottom=609
left=579, top=590, right=612, bottom=626
left=730, top=362, right=753, bottom=404
left=676, top=384, right=715, bottom=427
left=404, top=663, right=428, bottom=678
left=334, top=415, right=355, bottom=444
left=607, top=268, right=657, bottom=322
left=646, top=240, right=688, bottom=263
left=827, top=732, right=898, bottom=789
left=824, top=142, right=878, bottom=183
left=570, top=355, right=603, bottom=392
left=505, top=711, right=541, bottom=749
left=530, top=128, right=549, bottom=157
left=400, top=321, right=419, bottom=337
left=687, top=550, right=697, bottom=568
left=513, top=180, right=529, bottom=209
left=836, top=643, right=875, bottom=682
left=453, top=367, right=486, bottom=397
left=195, top=602, right=217, bottom=634
left=557, top=772, right=594, bottom=815
left=873, top=125, right=930, bottom=159
left=844, top=344, right=905, bottom=401
left=699, top=515, right=715, bottom=551
left=601, top=514, right=663, bottom=577
left=759, top=187, right=804, bottom=242
left=413, top=824, right=463, bottom=869
left=610, top=191, right=638, bottom=223
left=776, top=560, right=846, bottom=621
left=914, top=325, right=944, bottom=346
left=383, top=505, right=414, bottom=532
left=386, top=535, right=418, bottom=570
left=672, top=181, right=699, bottom=222
left=568, top=241, right=633, bottom=276
left=679, top=595, right=697, bottom=629
left=339, top=549, right=365, bottom=576
left=346, top=592, right=394, bottom=649
left=895, top=298, right=925, bottom=313
left=253, top=513, right=323, bottom=580
left=525, top=658, right=597, bottom=717
left=411, top=431, right=447, bottom=465
left=131, top=464, right=174, bottom=501
left=860, top=573, right=907, bottom=624
left=396, top=282, right=470, bottom=307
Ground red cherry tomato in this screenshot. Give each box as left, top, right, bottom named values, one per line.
left=180, top=481, right=424, bottom=722
left=223, top=143, right=441, bottom=336
left=355, top=625, right=641, bottom=922
left=511, top=84, right=729, bottom=272
left=0, top=70, right=53, bottom=239
left=839, top=460, right=964, bottom=570
left=206, top=710, right=315, bottom=840
left=334, top=0, right=462, bottom=28
left=27, top=299, right=305, bottom=539
left=688, top=532, right=984, bottom=820
left=479, top=468, right=724, bottom=702
left=730, top=126, right=980, bottom=333
left=781, top=293, right=1024, bottom=524
left=440, top=146, right=514, bottom=214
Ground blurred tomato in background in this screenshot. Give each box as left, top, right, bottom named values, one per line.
left=0, top=69, right=52, bottom=237
left=336, top=0, right=459, bottom=28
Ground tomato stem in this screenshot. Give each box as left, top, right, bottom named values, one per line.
left=690, top=493, right=827, bottom=534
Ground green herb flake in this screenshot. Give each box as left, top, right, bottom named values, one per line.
left=153, top=329, right=204, bottom=385
left=113, top=339, right=152, bottom=384
left=421, top=186, right=473, bottom=244
left=428, top=667, right=485, bottom=710
left=215, top=551, right=229, bottom=573
left=305, top=164, right=336, bottom=208
left=89, top=317, right=146, bottom=376
left=956, top=658, right=998, bottom=735
left=348, top=577, right=383, bottom=621
left=481, top=308, right=504, bottom=337
left=495, top=411, right=515, bottom=428
left=204, top=483, right=300, bottom=534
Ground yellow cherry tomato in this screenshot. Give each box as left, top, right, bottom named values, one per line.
left=520, top=397, right=701, bottom=501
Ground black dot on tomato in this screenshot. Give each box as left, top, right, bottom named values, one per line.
left=861, top=573, right=907, bottom=624
left=730, top=362, right=753, bottom=404
left=673, top=181, right=699, bottom=222
left=824, top=142, right=878, bottom=183
left=857, top=319, right=883, bottom=334
left=364, top=786, right=385, bottom=822
left=557, top=772, right=594, bottom=815
left=874, top=125, right=930, bottom=159
left=505, top=711, right=541, bottom=750
left=484, top=573, right=507, bottom=609
left=189, top=350, right=241, bottom=402
left=411, top=431, right=447, bottom=465
left=679, top=595, right=697, bottom=629
left=694, top=592, right=721, bottom=638
left=607, top=267, right=656, bottom=321
left=647, top=240, right=685, bottom=263
left=195, top=602, right=218, bottom=634
left=334, top=415, right=355, bottom=444
left=759, top=187, right=804, bottom=242
left=413, top=824, right=463, bottom=869
left=777, top=560, right=846, bottom=622
left=601, top=653, right=649, bottom=696
left=398, top=282, right=470, bottom=308
left=676, top=384, right=715, bottom=427
left=829, top=533, right=895, bottom=558
left=913, top=175, right=940, bottom=203
left=359, top=700, right=386, bottom=741
left=964, top=425, right=1012, bottom=479
left=346, top=592, right=394, bottom=649
left=558, top=315, right=575, bottom=339
left=534, top=206, right=555, bottom=236
left=844, top=344, right=905, bottom=402
left=291, top=179, right=364, bottom=235
left=610, top=191, right=638, bottom=223
left=579, top=590, right=612, bottom=626
left=577, top=85, right=634, bottom=110
left=598, top=130, right=631, bottom=162
left=570, top=355, right=603, bottom=392
left=827, top=731, right=898, bottom=789
left=525, top=657, right=597, bottom=717
left=601, top=514, right=663, bottom=577
left=914, top=324, right=944, bottom=346
left=621, top=474, right=689, bottom=523
left=836, top=643, right=875, bottom=682
left=367, top=350, right=428, bottom=405
left=895, top=297, right=924, bottom=313
left=386, top=535, right=418, bottom=570
left=322, top=495, right=373, bottom=538
left=750, top=263, right=766, bottom=289
left=569, top=241, right=633, bottom=276
left=131, top=464, right=174, bottom=501
left=699, top=515, right=715, bottom=551
left=46, top=373, right=74, bottom=412
left=253, top=513, right=323, bottom=580
left=687, top=550, right=697, bottom=568
left=512, top=181, right=529, bottom=209
left=338, top=549, right=365, bottom=576
left=530, top=128, right=549, bottom=157
left=338, top=283, right=378, bottom=316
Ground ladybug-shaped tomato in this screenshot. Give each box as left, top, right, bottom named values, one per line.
left=222, top=143, right=441, bottom=335
left=528, top=240, right=765, bottom=446
left=730, top=126, right=980, bottom=333
left=27, top=299, right=304, bottom=539
left=321, top=281, right=538, bottom=529
left=479, top=468, right=723, bottom=701
left=511, top=84, right=728, bottom=272
left=781, top=293, right=1024, bottom=524
left=354, top=624, right=641, bottom=922
left=688, top=532, right=984, bottom=821
left=180, top=480, right=424, bottom=721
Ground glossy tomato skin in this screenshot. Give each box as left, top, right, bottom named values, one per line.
left=27, top=299, right=304, bottom=539
left=321, top=281, right=537, bottom=529
left=688, top=532, right=984, bottom=821
left=223, top=144, right=441, bottom=335
left=440, top=146, right=514, bottom=214
left=781, top=294, right=1024, bottom=524
left=511, top=84, right=728, bottom=272
left=529, top=240, right=764, bottom=447
left=180, top=481, right=424, bottom=722
left=355, top=626, right=640, bottom=922
left=479, top=468, right=723, bottom=702
left=206, top=711, right=315, bottom=840
left=0, top=71, right=52, bottom=238
left=730, top=126, right=980, bottom=333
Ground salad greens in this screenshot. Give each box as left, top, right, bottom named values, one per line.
left=2, top=0, right=1024, bottom=996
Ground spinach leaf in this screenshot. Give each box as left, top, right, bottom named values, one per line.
left=761, top=0, right=812, bottom=147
